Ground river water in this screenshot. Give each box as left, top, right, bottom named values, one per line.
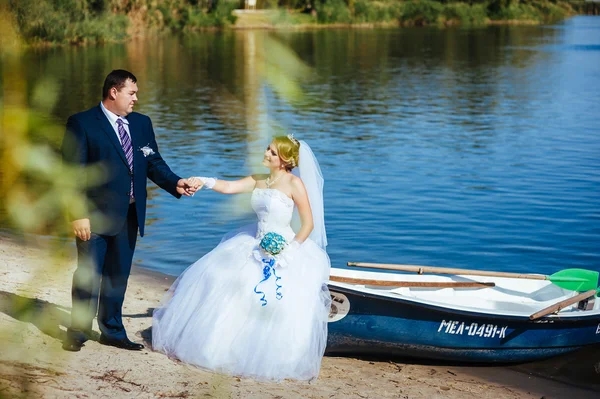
left=3, top=16, right=600, bottom=277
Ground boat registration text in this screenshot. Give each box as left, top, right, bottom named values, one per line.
left=438, top=320, right=508, bottom=338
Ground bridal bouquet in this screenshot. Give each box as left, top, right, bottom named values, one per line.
left=254, top=232, right=288, bottom=306
left=254, top=232, right=300, bottom=305
left=259, top=232, right=287, bottom=256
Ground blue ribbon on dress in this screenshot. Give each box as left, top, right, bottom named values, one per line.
left=253, top=258, right=283, bottom=306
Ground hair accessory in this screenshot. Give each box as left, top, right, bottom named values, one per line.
left=287, top=134, right=300, bottom=146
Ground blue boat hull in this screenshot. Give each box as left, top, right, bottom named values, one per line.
left=325, top=285, right=600, bottom=363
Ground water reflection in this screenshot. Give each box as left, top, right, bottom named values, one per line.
left=2, top=17, right=599, bottom=276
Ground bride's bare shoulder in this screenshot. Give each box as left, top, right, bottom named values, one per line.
left=289, top=174, right=303, bottom=184
left=289, top=175, right=307, bottom=193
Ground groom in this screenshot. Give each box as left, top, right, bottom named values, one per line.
left=61, top=69, right=197, bottom=352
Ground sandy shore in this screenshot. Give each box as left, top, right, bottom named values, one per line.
left=1, top=236, right=598, bottom=399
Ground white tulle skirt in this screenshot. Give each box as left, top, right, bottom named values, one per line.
left=152, top=224, right=331, bottom=381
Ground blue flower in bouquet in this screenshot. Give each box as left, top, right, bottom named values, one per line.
left=259, top=232, right=287, bottom=256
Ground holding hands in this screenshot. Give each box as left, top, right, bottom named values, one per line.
left=185, top=177, right=217, bottom=194
left=176, top=178, right=203, bottom=196
left=176, top=177, right=217, bottom=196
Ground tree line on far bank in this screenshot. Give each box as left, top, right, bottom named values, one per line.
left=6, top=0, right=583, bottom=44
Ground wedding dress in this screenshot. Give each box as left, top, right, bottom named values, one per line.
left=152, top=187, right=331, bottom=381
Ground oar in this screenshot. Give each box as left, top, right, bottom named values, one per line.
left=347, top=262, right=599, bottom=292
left=329, top=275, right=495, bottom=289
left=529, top=288, right=600, bottom=320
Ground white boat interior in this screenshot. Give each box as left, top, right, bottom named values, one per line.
left=328, top=268, right=600, bottom=318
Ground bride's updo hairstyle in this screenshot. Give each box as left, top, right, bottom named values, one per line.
left=273, top=135, right=300, bottom=171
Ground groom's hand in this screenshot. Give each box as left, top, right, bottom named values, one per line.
left=176, top=178, right=200, bottom=197
left=72, top=218, right=91, bottom=241
left=186, top=177, right=204, bottom=193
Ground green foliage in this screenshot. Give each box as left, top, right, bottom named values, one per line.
left=399, top=0, right=444, bottom=25
left=187, top=7, right=218, bottom=28
left=530, top=0, right=573, bottom=22
left=316, top=0, right=352, bottom=23
left=263, top=0, right=281, bottom=9
left=489, top=0, right=542, bottom=21
left=6, top=0, right=580, bottom=43
left=0, top=53, right=96, bottom=238
left=270, top=8, right=316, bottom=24
left=396, top=0, right=573, bottom=27
left=212, top=0, right=239, bottom=26
left=442, top=2, right=488, bottom=25
left=487, top=0, right=514, bottom=17
left=353, top=0, right=402, bottom=23
left=186, top=0, right=238, bottom=28
left=487, top=0, right=572, bottom=22
left=10, top=0, right=128, bottom=43
left=9, top=0, right=239, bottom=42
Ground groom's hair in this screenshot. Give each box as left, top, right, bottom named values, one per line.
left=102, top=70, right=137, bottom=99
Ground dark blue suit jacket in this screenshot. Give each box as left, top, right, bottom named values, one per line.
left=62, top=105, right=181, bottom=236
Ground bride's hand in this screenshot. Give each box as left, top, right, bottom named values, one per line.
left=176, top=178, right=200, bottom=196
left=278, top=240, right=301, bottom=268
left=187, top=177, right=205, bottom=191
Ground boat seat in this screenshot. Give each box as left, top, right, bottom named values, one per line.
left=387, top=288, right=577, bottom=314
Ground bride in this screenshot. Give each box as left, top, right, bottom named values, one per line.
left=152, top=135, right=331, bottom=381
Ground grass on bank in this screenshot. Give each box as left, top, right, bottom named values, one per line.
left=9, top=0, right=128, bottom=44
left=314, top=0, right=574, bottom=26
left=7, top=0, right=579, bottom=44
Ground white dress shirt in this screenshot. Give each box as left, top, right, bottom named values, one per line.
left=100, top=101, right=131, bottom=144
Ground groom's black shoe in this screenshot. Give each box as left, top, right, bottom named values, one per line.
left=62, top=329, right=91, bottom=352
left=98, top=335, right=144, bottom=351
left=62, top=338, right=85, bottom=352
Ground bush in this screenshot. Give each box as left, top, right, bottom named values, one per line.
left=270, top=9, right=317, bottom=25
left=353, top=0, right=402, bottom=23
left=178, top=0, right=238, bottom=30
left=316, top=0, right=352, bottom=23
left=68, top=14, right=129, bottom=43
left=486, top=0, right=571, bottom=22
left=10, top=0, right=129, bottom=43
left=532, top=0, right=571, bottom=22
left=442, top=2, right=487, bottom=25
left=212, top=0, right=238, bottom=27
left=400, top=0, right=444, bottom=26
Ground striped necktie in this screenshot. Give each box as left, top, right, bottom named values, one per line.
left=116, top=118, right=134, bottom=199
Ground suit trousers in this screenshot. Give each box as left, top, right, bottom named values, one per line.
left=69, top=203, right=138, bottom=341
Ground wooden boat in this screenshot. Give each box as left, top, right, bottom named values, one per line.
left=326, top=266, right=600, bottom=362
